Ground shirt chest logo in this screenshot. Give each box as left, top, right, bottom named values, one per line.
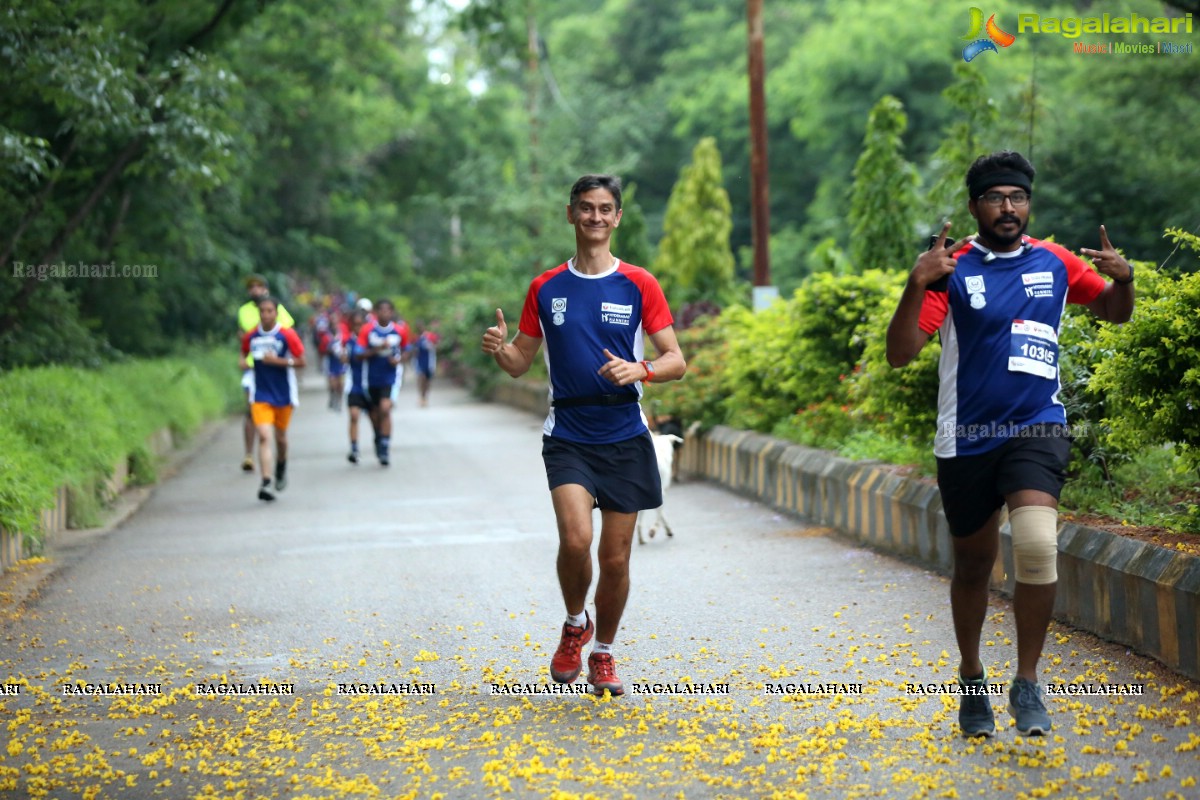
left=600, top=301, right=633, bottom=326
left=1022, top=271, right=1055, bottom=298
left=964, top=275, right=987, bottom=309
left=551, top=297, right=567, bottom=326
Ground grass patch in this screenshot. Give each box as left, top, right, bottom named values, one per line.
left=0, top=348, right=240, bottom=548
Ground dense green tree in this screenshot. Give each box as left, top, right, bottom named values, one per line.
left=654, top=137, right=737, bottom=307
left=923, top=62, right=999, bottom=238
left=848, top=96, right=918, bottom=274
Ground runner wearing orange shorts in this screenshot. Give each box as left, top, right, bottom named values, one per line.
left=240, top=297, right=306, bottom=501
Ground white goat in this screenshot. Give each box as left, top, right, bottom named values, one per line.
left=637, top=432, right=684, bottom=545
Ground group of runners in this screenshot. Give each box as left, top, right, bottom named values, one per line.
left=237, top=283, right=441, bottom=501
left=240, top=155, right=1138, bottom=737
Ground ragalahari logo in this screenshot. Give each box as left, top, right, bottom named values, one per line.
left=961, top=7, right=1016, bottom=61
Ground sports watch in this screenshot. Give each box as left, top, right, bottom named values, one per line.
left=641, top=360, right=655, bottom=383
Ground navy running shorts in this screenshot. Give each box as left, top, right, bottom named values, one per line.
left=936, top=424, right=1072, bottom=537
left=542, top=433, right=662, bottom=514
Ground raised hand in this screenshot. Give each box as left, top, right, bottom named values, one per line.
left=913, top=221, right=967, bottom=288
left=1080, top=225, right=1133, bottom=283
left=482, top=308, right=508, bottom=355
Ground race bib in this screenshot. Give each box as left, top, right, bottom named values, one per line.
left=1009, top=319, right=1058, bottom=379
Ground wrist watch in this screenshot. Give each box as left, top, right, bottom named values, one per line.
left=287, top=357, right=295, bottom=367
left=641, top=360, right=655, bottom=383
left=1113, top=263, right=1134, bottom=285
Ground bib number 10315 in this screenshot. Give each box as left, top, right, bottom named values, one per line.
left=1008, top=319, right=1058, bottom=380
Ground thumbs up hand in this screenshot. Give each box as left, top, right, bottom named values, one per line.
left=482, top=308, right=508, bottom=355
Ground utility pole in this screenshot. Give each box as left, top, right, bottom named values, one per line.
left=746, top=0, right=776, bottom=309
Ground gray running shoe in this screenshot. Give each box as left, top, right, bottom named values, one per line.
left=958, top=671, right=995, bottom=738
left=1009, top=676, right=1051, bottom=735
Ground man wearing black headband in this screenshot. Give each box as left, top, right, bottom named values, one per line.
left=886, top=150, right=1135, bottom=738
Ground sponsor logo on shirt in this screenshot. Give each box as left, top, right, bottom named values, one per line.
left=600, top=301, right=633, bottom=326
left=552, top=297, right=568, bottom=326
left=1022, top=271, right=1055, bottom=298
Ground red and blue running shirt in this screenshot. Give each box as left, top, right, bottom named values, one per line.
left=918, top=237, right=1106, bottom=458
left=241, top=325, right=305, bottom=407
left=519, top=259, right=674, bottom=444
left=357, top=320, right=411, bottom=388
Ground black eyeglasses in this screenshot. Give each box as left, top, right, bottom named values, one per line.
left=978, top=191, right=1030, bottom=208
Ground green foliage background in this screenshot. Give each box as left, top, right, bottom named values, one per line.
left=2, top=0, right=1198, bottom=532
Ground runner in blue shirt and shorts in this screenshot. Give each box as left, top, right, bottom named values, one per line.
left=482, top=174, right=686, bottom=696
left=887, top=151, right=1135, bottom=737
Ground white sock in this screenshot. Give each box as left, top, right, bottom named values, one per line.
left=566, top=611, right=587, bottom=628
left=592, top=641, right=613, bottom=655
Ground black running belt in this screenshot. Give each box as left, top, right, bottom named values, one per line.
left=551, top=394, right=639, bottom=408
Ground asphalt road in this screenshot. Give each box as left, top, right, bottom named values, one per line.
left=2, top=375, right=1198, bottom=799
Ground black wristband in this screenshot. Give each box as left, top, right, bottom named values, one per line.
left=1113, top=263, right=1134, bottom=285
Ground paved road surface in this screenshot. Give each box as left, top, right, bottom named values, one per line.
left=2, top=377, right=1198, bottom=799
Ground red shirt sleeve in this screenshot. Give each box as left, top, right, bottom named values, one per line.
left=398, top=321, right=412, bottom=347
left=917, top=290, right=949, bottom=335
left=240, top=330, right=253, bottom=356
left=518, top=264, right=571, bottom=338
left=518, top=283, right=542, bottom=339
left=282, top=328, right=305, bottom=356
left=619, top=263, right=674, bottom=334
left=357, top=322, right=372, bottom=347
left=1039, top=241, right=1106, bottom=305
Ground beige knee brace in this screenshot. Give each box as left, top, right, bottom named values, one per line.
left=1009, top=505, right=1060, bottom=585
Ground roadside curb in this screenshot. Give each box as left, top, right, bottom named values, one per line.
left=482, top=378, right=1200, bottom=682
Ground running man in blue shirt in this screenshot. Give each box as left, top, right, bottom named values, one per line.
left=887, top=151, right=1135, bottom=737
left=481, top=174, right=686, bottom=696
left=357, top=299, right=410, bottom=466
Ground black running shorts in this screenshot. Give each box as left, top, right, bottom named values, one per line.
left=542, top=433, right=662, bottom=514
left=936, top=424, right=1072, bottom=537
left=366, top=385, right=393, bottom=408
left=347, top=391, right=371, bottom=410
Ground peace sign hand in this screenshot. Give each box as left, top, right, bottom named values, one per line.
left=1080, top=225, right=1133, bottom=283
left=912, top=221, right=967, bottom=289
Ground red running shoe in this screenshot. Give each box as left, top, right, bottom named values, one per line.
left=549, top=613, right=593, bottom=683
left=587, top=652, right=624, bottom=696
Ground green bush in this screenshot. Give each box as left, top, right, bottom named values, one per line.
left=721, top=271, right=900, bottom=433
left=0, top=348, right=238, bottom=543
left=650, top=313, right=732, bottom=431
left=0, top=423, right=58, bottom=540
left=1092, top=260, right=1200, bottom=478
left=772, top=399, right=859, bottom=450
left=848, top=278, right=940, bottom=443
left=1055, top=257, right=1168, bottom=485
